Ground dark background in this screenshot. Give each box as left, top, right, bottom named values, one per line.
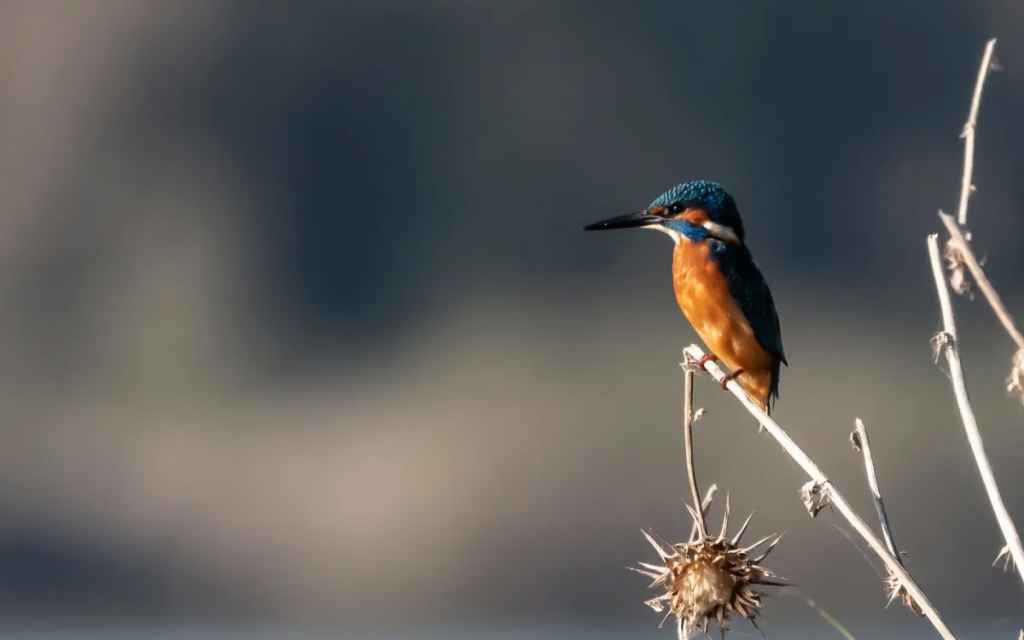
left=1, top=1, right=1023, bottom=638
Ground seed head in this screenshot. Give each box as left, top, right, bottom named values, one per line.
left=632, top=497, right=784, bottom=639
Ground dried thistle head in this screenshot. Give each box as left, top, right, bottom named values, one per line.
left=632, top=497, right=784, bottom=639
left=1007, top=349, right=1024, bottom=404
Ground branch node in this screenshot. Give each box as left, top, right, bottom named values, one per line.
left=884, top=573, right=923, bottom=616
left=679, top=351, right=702, bottom=374
left=930, top=331, right=955, bottom=364
left=942, top=237, right=973, bottom=297
left=849, top=430, right=862, bottom=453
left=993, top=544, right=1016, bottom=572
left=1007, top=349, right=1024, bottom=405
left=852, top=418, right=921, bottom=614
left=800, top=479, right=832, bottom=518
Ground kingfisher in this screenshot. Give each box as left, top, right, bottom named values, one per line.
left=585, top=180, right=786, bottom=413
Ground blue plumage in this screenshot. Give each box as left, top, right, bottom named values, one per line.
left=662, top=218, right=709, bottom=242
left=661, top=180, right=785, bottom=407
left=649, top=180, right=746, bottom=241
left=584, top=179, right=786, bottom=411
left=710, top=238, right=787, bottom=405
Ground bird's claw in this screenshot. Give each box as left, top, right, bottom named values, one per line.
left=721, top=368, right=745, bottom=389
left=697, top=353, right=719, bottom=369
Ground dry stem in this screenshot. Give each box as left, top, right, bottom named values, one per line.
left=683, top=344, right=956, bottom=640
left=850, top=419, right=901, bottom=562
left=681, top=364, right=707, bottom=538
left=850, top=418, right=919, bottom=613
left=957, top=38, right=997, bottom=226
left=939, top=212, right=1024, bottom=351
left=927, top=234, right=1024, bottom=585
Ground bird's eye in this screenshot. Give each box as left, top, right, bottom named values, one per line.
left=669, top=203, right=683, bottom=214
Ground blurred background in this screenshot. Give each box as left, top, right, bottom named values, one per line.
left=1, top=1, right=1023, bottom=638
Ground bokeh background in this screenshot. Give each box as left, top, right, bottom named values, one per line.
left=1, top=1, right=1024, bottom=638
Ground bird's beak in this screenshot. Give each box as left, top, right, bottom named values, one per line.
left=583, top=210, right=661, bottom=231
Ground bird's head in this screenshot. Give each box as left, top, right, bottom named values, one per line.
left=584, top=180, right=744, bottom=245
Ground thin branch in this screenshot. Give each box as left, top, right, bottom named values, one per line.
left=683, top=344, right=956, bottom=640
left=850, top=418, right=920, bottom=614
left=927, top=234, right=1024, bottom=585
left=680, top=362, right=706, bottom=538
left=850, top=419, right=902, bottom=562
left=957, top=38, right=997, bottom=226
left=939, top=211, right=1024, bottom=351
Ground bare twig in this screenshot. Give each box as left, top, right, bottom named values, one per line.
left=850, top=419, right=901, bottom=560
left=680, top=361, right=706, bottom=538
left=938, top=211, right=1024, bottom=405
left=939, top=212, right=1024, bottom=351
left=927, top=234, right=1024, bottom=585
left=850, top=418, right=920, bottom=614
left=683, top=344, right=956, bottom=640
left=957, top=38, right=997, bottom=226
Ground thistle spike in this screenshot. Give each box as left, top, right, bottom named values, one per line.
left=661, top=607, right=674, bottom=629
left=750, top=534, right=784, bottom=563
left=749, top=616, right=766, bottom=639
left=885, top=581, right=902, bottom=608
left=730, top=512, right=755, bottom=545
left=701, top=484, right=719, bottom=510
left=629, top=565, right=666, bottom=582
left=739, top=533, right=776, bottom=555
left=643, top=530, right=672, bottom=559
left=751, top=573, right=788, bottom=586
left=645, top=593, right=672, bottom=614
left=718, top=494, right=731, bottom=541
left=638, top=561, right=668, bottom=574
left=753, top=532, right=782, bottom=561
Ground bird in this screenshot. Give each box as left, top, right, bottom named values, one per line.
left=585, top=180, right=786, bottom=413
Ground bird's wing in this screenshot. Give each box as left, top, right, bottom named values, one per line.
left=711, top=241, right=787, bottom=366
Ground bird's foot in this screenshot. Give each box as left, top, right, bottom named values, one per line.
left=696, top=353, right=719, bottom=369
left=721, top=368, right=745, bottom=390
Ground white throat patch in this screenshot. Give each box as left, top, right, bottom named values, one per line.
left=701, top=220, right=741, bottom=244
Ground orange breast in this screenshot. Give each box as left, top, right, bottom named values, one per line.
left=672, top=241, right=774, bottom=408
